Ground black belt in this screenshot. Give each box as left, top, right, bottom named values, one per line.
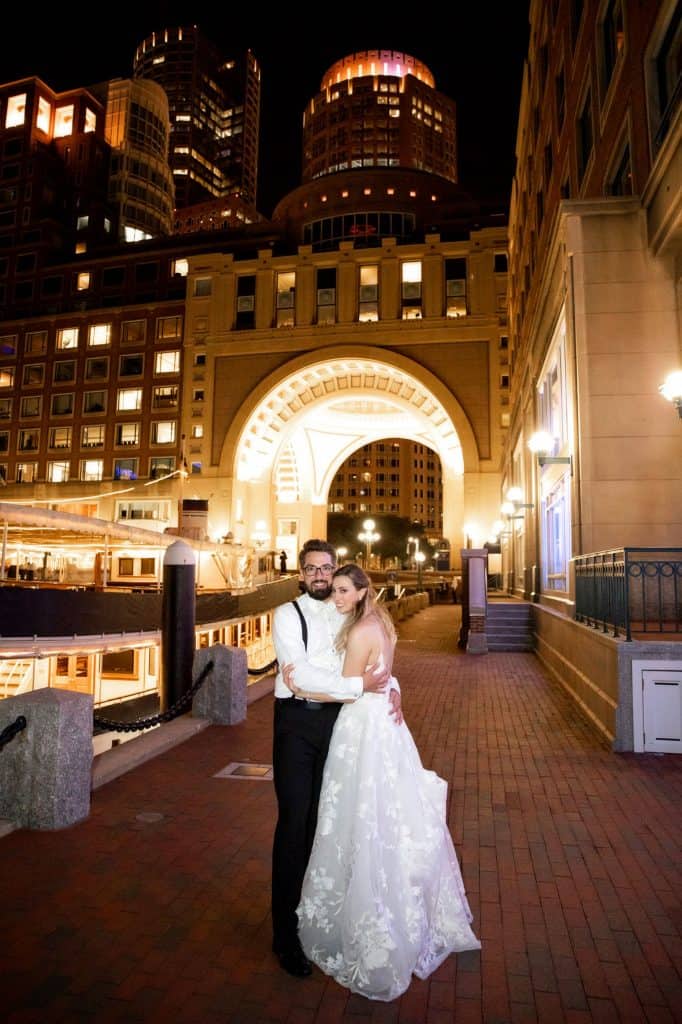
left=276, top=696, right=326, bottom=711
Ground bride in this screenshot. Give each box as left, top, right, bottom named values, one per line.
left=284, top=563, right=481, bottom=1001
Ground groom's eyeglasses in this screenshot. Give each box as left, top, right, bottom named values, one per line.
left=302, top=564, right=335, bottom=576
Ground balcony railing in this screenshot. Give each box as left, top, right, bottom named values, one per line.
left=574, top=548, right=682, bottom=641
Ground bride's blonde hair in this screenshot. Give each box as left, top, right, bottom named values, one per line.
left=333, top=563, right=397, bottom=652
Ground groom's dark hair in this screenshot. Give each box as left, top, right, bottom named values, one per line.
left=298, top=538, right=336, bottom=569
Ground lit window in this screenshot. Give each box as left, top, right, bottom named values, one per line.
left=36, top=97, right=51, bottom=134
left=0, top=368, right=15, bottom=388
left=54, top=105, right=74, bottom=138
left=156, top=316, right=182, bottom=340
left=80, top=459, right=103, bottom=481
left=84, top=107, right=96, bottom=133
left=88, top=323, right=111, bottom=347
left=82, top=424, right=105, bottom=448
left=77, top=272, right=90, bottom=291
left=16, top=462, right=37, bottom=483
left=122, top=320, right=146, bottom=344
left=154, top=350, right=180, bottom=374
left=47, top=461, right=70, bottom=483
left=117, top=388, right=143, bottom=412
left=172, top=259, right=189, bottom=277
left=115, top=422, right=140, bottom=446
left=191, top=424, right=203, bottom=438
left=5, top=94, right=27, bottom=129
left=48, top=426, right=71, bottom=450
left=151, top=420, right=177, bottom=444
left=56, top=327, right=79, bottom=350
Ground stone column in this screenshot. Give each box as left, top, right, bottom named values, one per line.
left=463, top=548, right=488, bottom=653
left=192, top=644, right=247, bottom=724
left=0, top=689, right=92, bottom=829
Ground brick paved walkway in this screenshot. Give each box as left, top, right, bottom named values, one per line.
left=2, top=604, right=681, bottom=1023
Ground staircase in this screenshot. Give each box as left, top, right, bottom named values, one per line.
left=485, top=601, right=534, bottom=651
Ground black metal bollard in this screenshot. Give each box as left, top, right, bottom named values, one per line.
left=161, top=540, right=196, bottom=713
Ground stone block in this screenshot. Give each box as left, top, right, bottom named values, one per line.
left=192, top=644, right=247, bottom=724
left=0, top=689, right=92, bottom=830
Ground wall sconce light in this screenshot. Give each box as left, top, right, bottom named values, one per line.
left=506, top=486, right=534, bottom=510
left=659, top=370, right=682, bottom=418
left=528, top=431, right=573, bottom=468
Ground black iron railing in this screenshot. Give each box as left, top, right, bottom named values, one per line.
left=574, top=548, right=682, bottom=641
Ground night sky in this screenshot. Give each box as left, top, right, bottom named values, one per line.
left=2, top=3, right=531, bottom=216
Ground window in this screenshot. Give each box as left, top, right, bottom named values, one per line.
left=5, top=94, right=27, bottom=128
left=53, top=361, right=76, bottom=383
left=543, top=475, right=571, bottom=592
left=647, top=2, right=681, bottom=154
left=401, top=260, right=422, bottom=318
left=151, top=420, right=176, bottom=444
left=0, top=368, right=15, bottom=388
left=194, top=277, right=211, bottom=297
left=154, top=350, right=180, bottom=374
left=47, top=461, right=70, bottom=483
left=82, top=424, right=105, bottom=448
left=150, top=456, right=175, bottom=479
left=114, top=458, right=138, bottom=481
left=576, top=88, right=593, bottom=185
left=275, top=271, right=296, bottom=327
left=83, top=391, right=106, bottom=414
left=117, top=388, right=143, bottom=412
left=316, top=268, right=336, bottom=325
left=23, top=364, right=45, bottom=387
left=115, top=422, right=140, bottom=446
left=20, top=396, right=41, bottom=418
left=119, top=354, right=144, bottom=377
left=606, top=139, right=633, bottom=195
left=25, top=331, right=47, bottom=355
left=48, top=426, right=71, bottom=450
left=191, top=424, right=203, bottom=438
left=494, top=252, right=508, bottom=274
left=445, top=257, right=467, bottom=318
left=88, top=323, right=112, bottom=347
left=193, top=389, right=204, bottom=402
left=600, top=0, right=625, bottom=95
left=0, top=431, right=7, bottom=453
left=51, top=393, right=74, bottom=416
left=85, top=357, right=109, bottom=380
left=0, top=334, right=18, bottom=357
left=156, top=316, right=182, bottom=341
left=16, top=462, right=37, bottom=483
left=121, top=319, right=146, bottom=344
left=236, top=275, right=256, bottom=329
left=0, top=398, right=12, bottom=420
left=153, top=385, right=179, bottom=409
left=53, top=105, right=74, bottom=137
left=80, top=459, right=103, bottom=481
left=358, top=265, right=379, bottom=322
left=102, top=266, right=125, bottom=288
left=56, top=327, right=79, bottom=350
left=76, top=272, right=90, bottom=291
left=172, top=259, right=189, bottom=277
left=18, top=428, right=39, bottom=451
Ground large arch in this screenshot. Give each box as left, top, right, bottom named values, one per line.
left=218, top=347, right=486, bottom=556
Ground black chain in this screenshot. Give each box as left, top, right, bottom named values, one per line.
left=93, top=660, right=214, bottom=733
left=247, top=658, right=278, bottom=676
left=0, top=715, right=27, bottom=751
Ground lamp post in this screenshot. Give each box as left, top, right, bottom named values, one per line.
left=358, top=518, right=380, bottom=568
left=336, top=546, right=348, bottom=564
left=407, top=534, right=420, bottom=566
left=415, top=550, right=426, bottom=592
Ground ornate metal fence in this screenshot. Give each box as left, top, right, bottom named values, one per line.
left=574, top=548, right=682, bottom=640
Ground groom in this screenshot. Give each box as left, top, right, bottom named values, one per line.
left=270, top=538, right=399, bottom=977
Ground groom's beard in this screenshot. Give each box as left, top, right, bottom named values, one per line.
left=306, top=580, right=333, bottom=601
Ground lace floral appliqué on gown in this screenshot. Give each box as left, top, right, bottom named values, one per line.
left=296, top=683, right=481, bottom=1001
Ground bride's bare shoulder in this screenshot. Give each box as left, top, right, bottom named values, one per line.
left=349, top=613, right=386, bottom=643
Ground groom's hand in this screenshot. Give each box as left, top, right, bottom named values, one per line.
left=388, top=689, right=403, bottom=725
left=361, top=661, right=390, bottom=693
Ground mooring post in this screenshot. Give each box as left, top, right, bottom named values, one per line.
left=162, top=539, right=196, bottom=712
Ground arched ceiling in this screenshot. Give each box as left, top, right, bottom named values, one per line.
left=235, top=357, right=465, bottom=502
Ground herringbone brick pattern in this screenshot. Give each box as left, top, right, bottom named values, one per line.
left=1, top=604, right=680, bottom=1023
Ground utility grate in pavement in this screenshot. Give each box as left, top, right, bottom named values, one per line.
left=214, top=761, right=273, bottom=780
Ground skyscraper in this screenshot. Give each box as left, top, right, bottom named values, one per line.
left=133, top=26, right=261, bottom=209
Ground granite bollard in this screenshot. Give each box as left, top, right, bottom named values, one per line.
left=192, top=644, right=247, bottom=724
left=0, top=689, right=93, bottom=829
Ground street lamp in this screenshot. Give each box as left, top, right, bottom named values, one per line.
left=415, top=550, right=426, bottom=591
left=358, top=518, right=380, bottom=568
left=407, top=535, right=420, bottom=566
left=528, top=431, right=572, bottom=468
left=336, top=546, right=348, bottom=564
left=659, top=370, right=682, bottom=418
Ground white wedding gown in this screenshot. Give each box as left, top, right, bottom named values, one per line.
left=296, top=667, right=481, bottom=1001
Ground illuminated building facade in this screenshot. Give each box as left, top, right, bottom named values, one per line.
left=133, top=27, right=261, bottom=208
left=501, top=0, right=681, bottom=746
left=98, top=77, right=176, bottom=242
left=329, top=440, right=444, bottom=536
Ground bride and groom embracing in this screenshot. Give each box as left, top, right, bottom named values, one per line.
left=271, top=539, right=480, bottom=1002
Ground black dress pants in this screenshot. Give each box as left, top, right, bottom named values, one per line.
left=271, top=697, right=342, bottom=952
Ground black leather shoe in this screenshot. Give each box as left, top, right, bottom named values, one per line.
left=272, top=942, right=312, bottom=978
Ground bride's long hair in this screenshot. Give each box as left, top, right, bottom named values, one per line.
left=333, top=563, right=397, bottom=652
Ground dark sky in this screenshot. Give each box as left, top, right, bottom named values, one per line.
left=3, top=4, right=530, bottom=216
